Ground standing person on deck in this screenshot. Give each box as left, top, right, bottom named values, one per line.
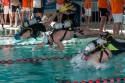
left=110, top=0, right=125, bottom=35
left=98, top=0, right=109, bottom=32
left=33, top=0, right=44, bottom=19
left=83, top=0, right=92, bottom=28
left=21, top=0, right=30, bottom=24
left=3, top=0, right=12, bottom=26
left=63, top=0, right=81, bottom=27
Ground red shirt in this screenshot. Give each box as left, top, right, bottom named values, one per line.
left=3, top=0, right=9, bottom=6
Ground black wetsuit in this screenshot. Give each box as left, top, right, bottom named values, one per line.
left=109, top=38, right=125, bottom=55
left=50, top=27, right=75, bottom=42
left=86, top=36, right=125, bottom=62
left=20, top=23, right=46, bottom=39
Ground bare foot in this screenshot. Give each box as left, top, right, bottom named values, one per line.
left=108, top=21, right=112, bottom=25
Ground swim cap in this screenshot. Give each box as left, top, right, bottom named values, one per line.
left=14, top=34, right=20, bottom=40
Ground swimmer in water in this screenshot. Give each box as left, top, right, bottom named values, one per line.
left=32, top=20, right=107, bottom=51
left=14, top=12, right=59, bottom=40
left=71, top=33, right=125, bottom=69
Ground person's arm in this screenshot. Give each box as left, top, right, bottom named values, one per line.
left=32, top=42, right=45, bottom=51
left=43, top=13, right=58, bottom=26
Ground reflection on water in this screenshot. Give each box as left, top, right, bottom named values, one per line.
left=0, top=38, right=124, bottom=83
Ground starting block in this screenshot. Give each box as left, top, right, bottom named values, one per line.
left=4, top=27, right=20, bottom=35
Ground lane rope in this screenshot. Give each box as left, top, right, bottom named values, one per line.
left=0, top=56, right=72, bottom=64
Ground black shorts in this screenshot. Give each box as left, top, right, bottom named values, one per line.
left=53, top=14, right=68, bottom=22
left=33, top=7, right=44, bottom=13
left=30, top=23, right=46, bottom=32
left=99, top=8, right=109, bottom=16
left=11, top=5, right=19, bottom=12
left=0, top=9, right=3, bottom=13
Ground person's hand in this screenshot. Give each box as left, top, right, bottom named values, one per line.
left=50, top=45, right=55, bottom=49
left=32, top=48, right=36, bottom=52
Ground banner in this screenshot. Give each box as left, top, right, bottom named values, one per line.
left=44, top=0, right=56, bottom=10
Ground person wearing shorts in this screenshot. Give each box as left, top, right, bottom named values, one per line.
left=28, top=0, right=33, bottom=20
left=98, top=0, right=109, bottom=32
left=110, top=0, right=125, bottom=35
left=9, top=0, right=21, bottom=27
left=33, top=0, right=44, bottom=19
left=56, top=0, right=64, bottom=22
left=21, top=0, right=30, bottom=24
left=0, top=0, right=4, bottom=29
left=3, top=0, right=12, bottom=25
left=83, top=0, right=92, bottom=27
left=56, top=0, right=64, bottom=10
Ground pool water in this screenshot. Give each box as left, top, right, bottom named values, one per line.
left=0, top=37, right=125, bottom=83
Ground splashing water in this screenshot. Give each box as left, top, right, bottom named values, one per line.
left=70, top=49, right=110, bottom=71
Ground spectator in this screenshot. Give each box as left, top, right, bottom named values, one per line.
left=9, top=0, right=22, bottom=27
left=63, top=0, right=81, bottom=27
left=33, top=0, right=44, bottom=19
left=28, top=0, right=33, bottom=20
left=56, top=0, right=64, bottom=22
left=0, top=0, right=4, bottom=29
left=83, top=0, right=92, bottom=28
left=3, top=0, right=12, bottom=25
left=107, top=2, right=112, bottom=25
left=21, top=0, right=30, bottom=24
left=56, top=0, right=64, bottom=10
left=110, top=0, right=125, bottom=35
left=98, top=0, right=109, bottom=32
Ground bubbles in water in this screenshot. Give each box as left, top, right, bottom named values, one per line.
left=70, top=49, right=110, bottom=71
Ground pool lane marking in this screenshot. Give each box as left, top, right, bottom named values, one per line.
left=0, top=42, right=82, bottom=47
left=0, top=56, right=72, bottom=64
left=55, top=77, right=125, bottom=83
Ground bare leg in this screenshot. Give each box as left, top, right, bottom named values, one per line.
left=0, top=12, right=4, bottom=29
left=44, top=13, right=57, bottom=26
left=113, top=23, right=116, bottom=34
left=4, top=14, right=7, bottom=25
left=84, top=16, right=88, bottom=25
left=88, top=16, right=91, bottom=25
left=21, top=11, right=25, bottom=24
left=103, top=25, right=106, bottom=32
left=57, top=13, right=63, bottom=22
left=1, top=12, right=4, bottom=24
left=78, top=28, right=106, bottom=36
left=108, top=14, right=112, bottom=25
left=115, top=22, right=121, bottom=35
left=11, top=12, right=15, bottom=26
left=9, top=14, right=12, bottom=26
left=100, top=16, right=107, bottom=32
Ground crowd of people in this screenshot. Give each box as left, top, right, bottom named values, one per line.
left=0, top=0, right=125, bottom=69
left=0, top=0, right=44, bottom=35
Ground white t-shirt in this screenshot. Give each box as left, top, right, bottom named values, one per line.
left=43, top=35, right=50, bottom=44
left=33, top=0, right=43, bottom=8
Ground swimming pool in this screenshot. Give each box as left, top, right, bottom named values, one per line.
left=0, top=37, right=125, bottom=83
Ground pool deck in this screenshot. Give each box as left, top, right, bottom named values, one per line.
left=0, top=23, right=125, bottom=36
